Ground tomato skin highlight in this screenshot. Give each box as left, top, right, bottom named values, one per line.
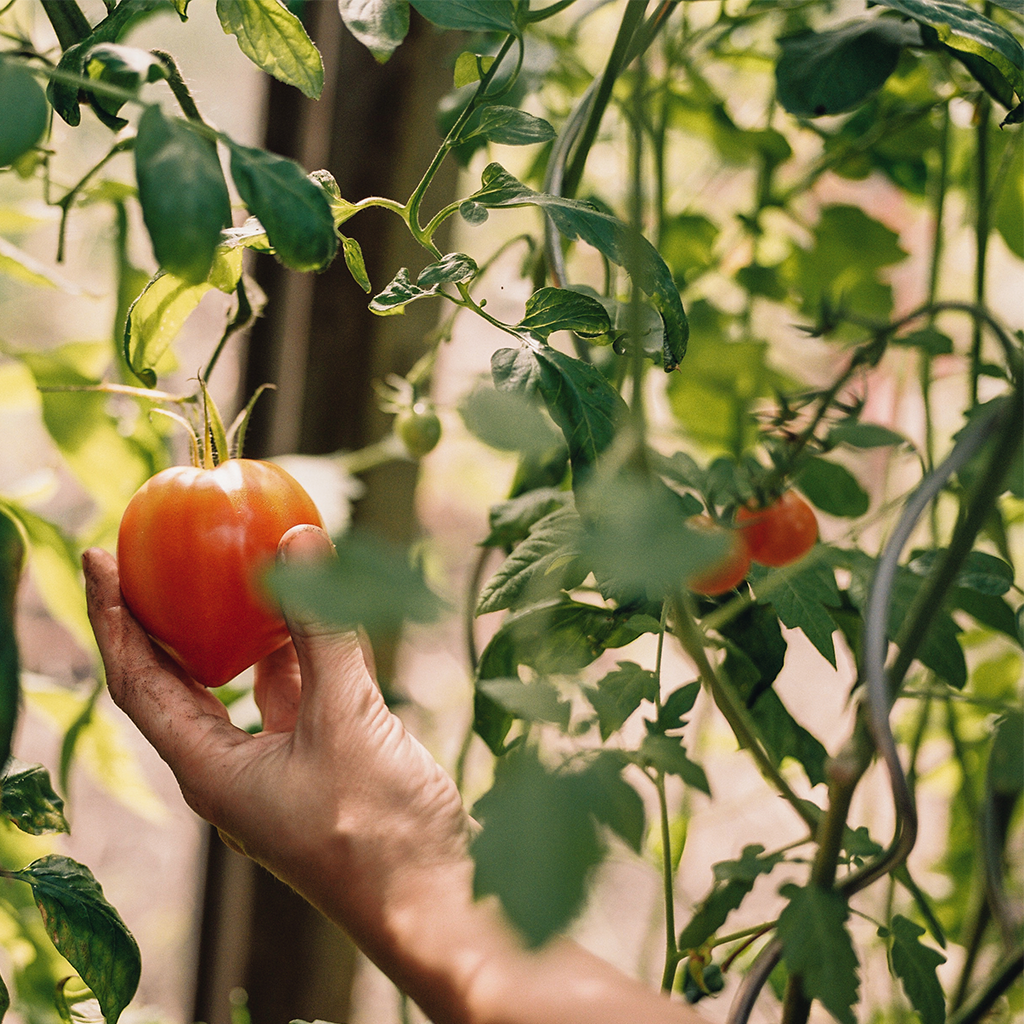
left=117, top=459, right=324, bottom=688
left=687, top=516, right=752, bottom=596
left=736, top=490, right=818, bottom=567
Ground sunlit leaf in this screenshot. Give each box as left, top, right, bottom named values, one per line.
left=216, top=0, right=324, bottom=98
left=338, top=0, right=410, bottom=63
left=517, top=287, right=612, bottom=339
left=467, top=105, right=555, bottom=146
left=410, top=0, right=517, bottom=33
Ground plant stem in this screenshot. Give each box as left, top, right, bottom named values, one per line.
left=970, top=94, right=991, bottom=405
left=40, top=0, right=91, bottom=50
left=948, top=945, right=1024, bottom=1024
left=656, top=771, right=678, bottom=992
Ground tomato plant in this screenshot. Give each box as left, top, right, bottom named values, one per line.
left=117, top=459, right=323, bottom=688
left=736, top=491, right=819, bottom=568
left=395, top=403, right=442, bottom=458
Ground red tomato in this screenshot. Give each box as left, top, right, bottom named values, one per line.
left=117, top=459, right=324, bottom=687
left=687, top=516, right=751, bottom=596
left=736, top=490, right=818, bottom=567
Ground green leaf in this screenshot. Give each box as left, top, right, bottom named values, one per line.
left=994, top=132, right=1023, bottom=256
left=0, top=236, right=85, bottom=292
left=460, top=387, right=563, bottom=458
left=410, top=0, right=518, bottom=33
left=989, top=709, right=1024, bottom=796
left=873, top=0, right=1023, bottom=102
left=227, top=142, right=338, bottom=272
left=666, top=301, right=793, bottom=453
left=532, top=346, right=628, bottom=485
left=577, top=752, right=646, bottom=853
left=785, top=204, right=908, bottom=321
left=777, top=883, right=860, bottom=1024
left=477, top=505, right=587, bottom=614
left=134, top=106, right=232, bottom=285
left=828, top=421, right=908, bottom=449
left=636, top=734, right=710, bottom=795
left=477, top=677, right=571, bottom=730
left=454, top=51, right=495, bottom=88
left=85, top=44, right=168, bottom=120
left=369, top=255, right=477, bottom=313
left=776, top=18, right=920, bottom=117
left=894, top=327, right=954, bottom=355
left=338, top=0, right=410, bottom=63
left=908, top=548, right=1014, bottom=596
left=268, top=530, right=444, bottom=632
left=216, top=0, right=324, bottom=98
left=654, top=681, right=701, bottom=733
left=125, top=247, right=244, bottom=385
left=482, top=489, right=571, bottom=548
left=584, top=662, right=659, bottom=741
left=471, top=747, right=604, bottom=947
left=517, top=287, right=612, bottom=339
left=0, top=760, right=69, bottom=835
left=467, top=105, right=556, bottom=146
left=796, top=457, right=870, bottom=518
left=889, top=915, right=946, bottom=1024
left=14, top=856, right=141, bottom=1024
left=0, top=59, right=49, bottom=167
left=749, top=559, right=842, bottom=667
left=341, top=235, right=371, bottom=293
left=0, top=506, right=24, bottom=771
left=720, top=602, right=788, bottom=707
left=468, top=164, right=687, bottom=370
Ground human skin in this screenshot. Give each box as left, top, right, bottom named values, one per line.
left=83, top=525, right=705, bottom=1024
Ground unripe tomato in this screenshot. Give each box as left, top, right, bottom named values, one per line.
left=687, top=516, right=751, bottom=596
left=395, top=403, right=441, bottom=457
left=736, top=490, right=818, bottom=567
left=117, top=459, right=324, bottom=687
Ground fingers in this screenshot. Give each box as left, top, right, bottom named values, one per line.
left=83, top=547, right=240, bottom=773
left=253, top=641, right=301, bottom=733
left=275, top=525, right=381, bottom=728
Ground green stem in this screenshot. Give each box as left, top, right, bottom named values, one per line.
left=948, top=946, right=1023, bottom=1024
left=671, top=597, right=819, bottom=833
left=40, top=0, right=91, bottom=50
left=971, top=94, right=991, bottom=406
left=656, top=772, right=678, bottom=992
left=151, top=49, right=208, bottom=125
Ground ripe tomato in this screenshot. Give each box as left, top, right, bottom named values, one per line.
left=687, top=516, right=751, bottom=596
left=117, top=459, right=324, bottom=687
left=736, top=490, right=818, bottom=567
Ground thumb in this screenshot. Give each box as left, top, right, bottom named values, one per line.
left=276, top=525, right=378, bottom=715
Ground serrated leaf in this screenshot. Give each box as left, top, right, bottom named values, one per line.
left=477, top=505, right=587, bottom=614
left=720, top=602, right=788, bottom=706
left=777, top=883, right=860, bottom=1024
left=469, top=164, right=687, bottom=369
left=410, top=0, right=517, bottom=32
left=776, top=18, right=920, bottom=117
left=517, top=287, right=612, bottom=339
left=0, top=59, right=49, bottom=166
left=749, top=559, right=841, bottom=667
left=468, top=105, right=556, bottom=146
left=460, top=387, right=562, bottom=458
left=483, top=488, right=570, bottom=547
left=584, top=662, right=659, bottom=740
left=216, top=0, right=324, bottom=98
left=889, top=915, right=946, bottom=1024
left=471, top=747, right=603, bottom=947
left=578, top=752, right=645, bottom=853
left=338, top=0, right=410, bottom=63
left=637, top=734, right=710, bottom=795
left=134, top=106, right=232, bottom=285
left=796, top=456, right=870, bottom=518
left=417, top=252, right=478, bottom=288
left=15, top=856, right=141, bottom=1024
left=0, top=760, right=69, bottom=835
left=477, top=677, right=571, bottom=730
left=655, top=681, right=701, bottom=732
left=369, top=255, right=475, bottom=313
left=227, top=142, right=338, bottom=272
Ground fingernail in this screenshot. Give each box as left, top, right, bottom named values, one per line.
left=278, top=524, right=333, bottom=564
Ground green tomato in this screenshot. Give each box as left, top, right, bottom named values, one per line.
left=395, top=404, right=442, bottom=457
